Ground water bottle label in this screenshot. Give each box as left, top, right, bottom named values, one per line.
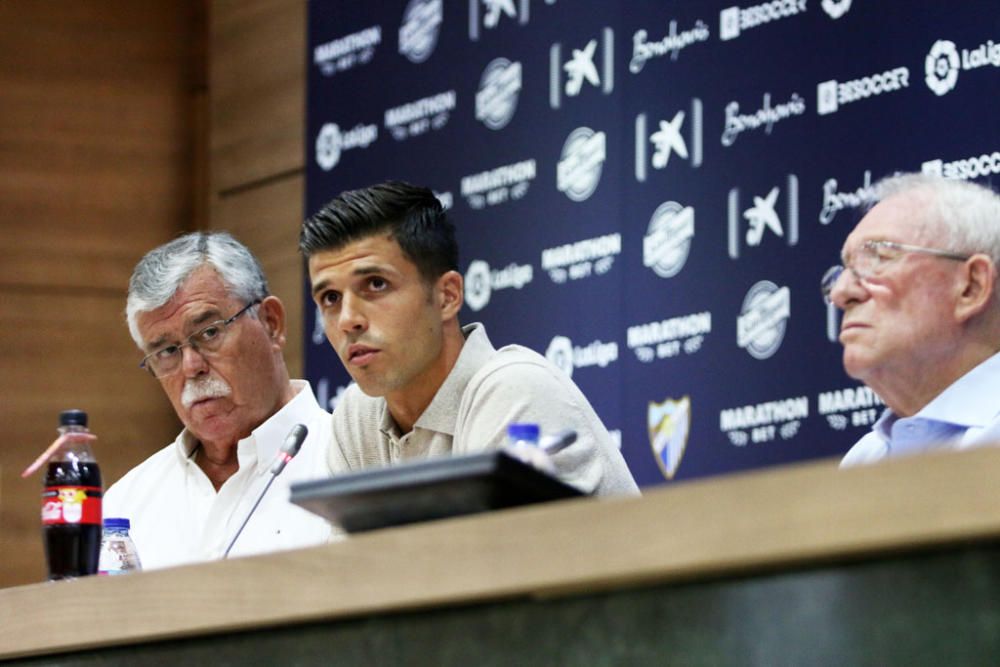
left=41, top=486, right=102, bottom=525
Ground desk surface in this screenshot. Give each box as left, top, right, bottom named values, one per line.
left=2, top=447, right=1000, bottom=660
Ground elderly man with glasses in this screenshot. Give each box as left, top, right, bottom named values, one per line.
left=103, top=232, right=334, bottom=569
left=821, top=173, right=1000, bottom=467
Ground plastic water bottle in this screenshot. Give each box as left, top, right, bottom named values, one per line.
left=504, top=423, right=556, bottom=475
left=98, top=518, right=142, bottom=575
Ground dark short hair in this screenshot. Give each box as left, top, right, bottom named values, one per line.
left=300, top=181, right=458, bottom=283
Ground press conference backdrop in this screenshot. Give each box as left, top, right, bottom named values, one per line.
left=304, top=1, right=1000, bottom=487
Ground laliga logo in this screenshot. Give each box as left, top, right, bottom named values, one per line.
left=545, top=336, right=574, bottom=377
left=925, top=40, right=960, bottom=96
left=648, top=396, right=690, bottom=479
left=737, top=280, right=791, bottom=360
left=463, top=259, right=533, bottom=311
left=476, top=58, right=522, bottom=130
left=727, top=174, right=799, bottom=259
left=821, top=0, right=852, bottom=19
left=634, top=99, right=704, bottom=182
left=545, top=335, right=619, bottom=378
left=315, top=122, right=378, bottom=171
left=643, top=201, right=695, bottom=279
left=399, top=0, right=442, bottom=64
left=557, top=127, right=607, bottom=202
left=550, top=29, right=614, bottom=109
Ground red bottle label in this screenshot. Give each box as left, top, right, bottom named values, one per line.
left=41, top=486, right=102, bottom=525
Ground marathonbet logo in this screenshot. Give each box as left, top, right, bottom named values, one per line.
left=550, top=29, right=614, bottom=109
left=399, top=0, right=442, bottom=64
left=719, top=0, right=807, bottom=41
left=384, top=90, right=456, bottom=141
left=635, top=99, right=703, bottom=182
left=727, top=175, right=799, bottom=259
left=469, top=0, right=529, bottom=40
left=557, top=127, right=606, bottom=202
left=719, top=395, right=807, bottom=446
left=313, top=26, right=381, bottom=77
left=736, top=280, right=791, bottom=360
left=315, top=122, right=378, bottom=171
left=476, top=58, right=522, bottom=130
left=925, top=38, right=1000, bottom=97
left=628, top=311, right=711, bottom=364
left=545, top=335, right=619, bottom=380
left=817, top=66, right=910, bottom=115
left=460, top=159, right=536, bottom=209
left=463, top=259, right=533, bottom=312
left=541, top=232, right=620, bottom=284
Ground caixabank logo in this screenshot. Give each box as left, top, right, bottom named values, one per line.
left=721, top=91, right=806, bottom=147
left=816, top=385, right=884, bottom=432
left=819, top=169, right=880, bottom=225
left=736, top=280, right=790, bottom=360
left=630, top=18, right=710, bottom=74
left=817, top=66, right=910, bottom=115
left=463, top=259, right=533, bottom=312
left=314, top=121, right=378, bottom=171
left=719, top=0, right=807, bottom=41
left=399, top=0, right=442, bottom=64
left=550, top=29, right=614, bottom=109
left=648, top=396, right=691, bottom=480
left=545, top=335, right=619, bottom=380
left=719, top=394, right=808, bottom=446
left=727, top=175, right=799, bottom=259
left=627, top=311, right=712, bottom=364
left=643, top=201, right=695, bottom=279
left=923, top=150, right=1000, bottom=181
left=384, top=90, right=456, bottom=141
left=469, top=0, right=530, bottom=40
left=313, top=25, right=381, bottom=77
left=460, top=158, right=536, bottom=209
left=541, top=232, right=620, bottom=284
left=925, top=38, right=1000, bottom=97
left=635, top=100, right=703, bottom=183
left=557, top=127, right=606, bottom=202
left=476, top=58, right=522, bottom=130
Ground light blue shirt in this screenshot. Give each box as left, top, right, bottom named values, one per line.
left=840, top=351, right=1000, bottom=467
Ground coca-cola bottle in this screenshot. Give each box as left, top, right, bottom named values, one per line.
left=41, top=409, right=102, bottom=579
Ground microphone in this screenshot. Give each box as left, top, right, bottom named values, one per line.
left=222, top=423, right=308, bottom=559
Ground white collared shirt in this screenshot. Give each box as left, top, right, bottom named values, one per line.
left=103, top=380, right=337, bottom=570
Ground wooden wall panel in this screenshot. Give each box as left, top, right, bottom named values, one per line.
left=0, top=2, right=197, bottom=587
left=210, top=175, right=305, bottom=378
left=210, top=0, right=305, bottom=193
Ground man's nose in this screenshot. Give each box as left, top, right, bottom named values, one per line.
left=180, top=343, right=209, bottom=377
left=829, top=267, right=867, bottom=310
left=338, top=295, right=368, bottom=333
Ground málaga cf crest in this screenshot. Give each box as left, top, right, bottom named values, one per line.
left=648, top=396, right=691, bottom=479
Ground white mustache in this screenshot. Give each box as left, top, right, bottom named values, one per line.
left=181, top=375, right=232, bottom=408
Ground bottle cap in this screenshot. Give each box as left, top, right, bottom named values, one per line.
left=103, top=518, right=130, bottom=530
left=59, top=409, right=88, bottom=428
left=507, top=423, right=540, bottom=441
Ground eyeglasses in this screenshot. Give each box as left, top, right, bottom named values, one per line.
left=821, top=240, right=970, bottom=304
left=140, top=300, right=261, bottom=378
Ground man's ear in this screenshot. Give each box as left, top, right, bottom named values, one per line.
left=955, top=254, right=996, bottom=323
left=436, top=270, right=464, bottom=321
left=258, top=296, right=287, bottom=347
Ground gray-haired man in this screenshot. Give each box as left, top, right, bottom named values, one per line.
left=104, top=232, right=333, bottom=569
left=823, top=174, right=1000, bottom=466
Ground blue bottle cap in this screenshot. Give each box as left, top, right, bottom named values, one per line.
left=103, top=517, right=130, bottom=530
left=507, top=423, right=540, bottom=441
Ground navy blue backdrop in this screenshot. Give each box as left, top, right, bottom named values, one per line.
left=304, top=0, right=1000, bottom=487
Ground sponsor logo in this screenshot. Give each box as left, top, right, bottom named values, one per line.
left=925, top=38, right=1000, bottom=96
left=541, top=232, right=620, bottom=284
left=722, top=92, right=806, bottom=146
left=643, top=202, right=695, bottom=279
left=630, top=19, right=710, bottom=74
left=557, top=127, right=607, bottom=202
left=819, top=170, right=879, bottom=225
left=546, top=335, right=619, bottom=379
left=635, top=99, right=703, bottom=182
left=550, top=29, right=614, bottom=109
left=923, top=150, right=1000, bottom=181
left=434, top=190, right=454, bottom=210
left=719, top=0, right=807, bottom=41
left=315, top=122, right=378, bottom=171
left=817, top=385, right=884, bottom=430
left=313, top=26, right=381, bottom=76
left=463, top=259, right=533, bottom=312
left=821, top=0, right=852, bottom=19
left=399, top=0, right=443, bottom=64
left=476, top=58, right=522, bottom=130
left=469, top=0, right=529, bottom=40
left=649, top=396, right=691, bottom=479
left=727, top=174, right=799, bottom=259
left=817, top=66, right=910, bottom=115
left=628, top=311, right=711, bottom=363
left=460, top=158, right=536, bottom=209
left=737, top=280, right=791, bottom=360
left=384, top=90, right=456, bottom=141
left=311, top=305, right=327, bottom=346
left=719, top=395, right=808, bottom=446
left=316, top=378, right=350, bottom=412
